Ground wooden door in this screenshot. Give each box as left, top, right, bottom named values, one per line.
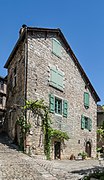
left=85, top=141, right=91, bottom=157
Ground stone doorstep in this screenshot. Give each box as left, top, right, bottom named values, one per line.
left=75, top=156, right=82, bottom=160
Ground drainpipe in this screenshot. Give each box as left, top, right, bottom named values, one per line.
left=24, top=25, right=28, bottom=152
left=24, top=28, right=28, bottom=104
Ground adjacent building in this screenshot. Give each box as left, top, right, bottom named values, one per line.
left=4, top=25, right=100, bottom=159
left=0, top=76, right=7, bottom=131
left=97, top=105, right=104, bottom=148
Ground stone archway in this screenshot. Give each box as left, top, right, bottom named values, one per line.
left=85, top=141, right=91, bottom=157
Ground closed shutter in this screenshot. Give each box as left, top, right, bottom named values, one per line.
left=50, top=67, right=64, bottom=91
left=63, top=100, right=68, bottom=117
left=81, top=115, right=85, bottom=129
left=49, top=94, right=55, bottom=113
left=57, top=70, right=64, bottom=90
left=84, top=92, right=89, bottom=108
left=52, top=39, right=61, bottom=57
left=50, top=67, right=57, bottom=88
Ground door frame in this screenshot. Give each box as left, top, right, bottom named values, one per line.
left=54, top=141, right=61, bottom=159
left=85, top=141, right=91, bottom=157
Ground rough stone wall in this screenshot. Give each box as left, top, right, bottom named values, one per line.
left=0, top=79, right=7, bottom=132
left=97, top=113, right=104, bottom=127
left=26, top=31, right=97, bottom=159
left=0, top=81, right=6, bottom=110
left=97, top=113, right=104, bottom=147
left=6, top=41, right=25, bottom=140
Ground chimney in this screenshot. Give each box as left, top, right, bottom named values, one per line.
left=19, top=24, right=27, bottom=36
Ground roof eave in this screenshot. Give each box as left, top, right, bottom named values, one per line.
left=4, top=30, right=26, bottom=68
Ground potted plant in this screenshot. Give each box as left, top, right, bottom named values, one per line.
left=77, top=152, right=87, bottom=160
left=81, top=151, right=87, bottom=160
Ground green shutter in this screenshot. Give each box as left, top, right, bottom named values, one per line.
left=84, top=92, right=89, bottom=108
left=88, top=118, right=92, bottom=131
left=50, top=67, right=57, bottom=88
left=50, top=67, right=64, bottom=91
left=81, top=115, right=85, bottom=129
left=52, top=38, right=61, bottom=57
left=57, top=70, right=64, bottom=90
left=63, top=100, right=68, bottom=117
left=49, top=94, right=55, bottom=113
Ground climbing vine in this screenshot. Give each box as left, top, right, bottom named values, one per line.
left=97, top=121, right=104, bottom=145
left=16, top=115, right=31, bottom=151
left=17, top=99, right=69, bottom=159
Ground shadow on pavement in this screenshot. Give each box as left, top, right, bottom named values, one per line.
left=71, top=166, right=104, bottom=179
left=0, top=132, right=19, bottom=151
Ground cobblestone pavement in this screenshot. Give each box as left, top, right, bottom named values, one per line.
left=0, top=133, right=104, bottom=180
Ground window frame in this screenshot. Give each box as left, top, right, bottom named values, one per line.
left=55, top=97, right=62, bottom=115
left=81, top=115, right=92, bottom=131
left=49, top=94, right=68, bottom=117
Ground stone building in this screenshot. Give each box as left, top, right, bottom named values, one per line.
left=97, top=105, right=104, bottom=127
left=97, top=105, right=104, bottom=148
left=4, top=25, right=100, bottom=159
left=0, top=76, right=7, bottom=131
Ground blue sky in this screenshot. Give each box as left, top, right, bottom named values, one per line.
left=0, top=0, right=104, bottom=104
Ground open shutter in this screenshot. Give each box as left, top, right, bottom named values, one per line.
left=84, top=92, right=89, bottom=108
left=57, top=70, right=64, bottom=90
left=49, top=94, right=55, bottom=113
left=81, top=115, right=85, bottom=129
left=52, top=38, right=61, bottom=57
left=63, top=100, right=68, bottom=118
left=88, top=118, right=92, bottom=131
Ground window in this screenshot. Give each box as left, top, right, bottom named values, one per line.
left=13, top=67, right=17, bottom=87
left=84, top=92, right=89, bottom=108
left=55, top=97, right=62, bottom=115
left=50, top=66, right=64, bottom=91
left=0, top=96, right=3, bottom=105
left=0, top=80, right=4, bottom=90
left=52, top=38, right=61, bottom=58
left=81, top=115, right=92, bottom=131
left=85, top=117, right=89, bottom=129
left=49, top=94, right=68, bottom=117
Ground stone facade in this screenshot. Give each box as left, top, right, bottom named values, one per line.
left=97, top=105, right=104, bottom=148
left=5, top=40, right=26, bottom=140
left=4, top=26, right=100, bottom=159
left=97, top=105, right=104, bottom=127
left=0, top=76, right=7, bottom=131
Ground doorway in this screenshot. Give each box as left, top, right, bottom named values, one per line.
left=54, top=141, right=61, bottom=159
left=85, top=141, right=91, bottom=157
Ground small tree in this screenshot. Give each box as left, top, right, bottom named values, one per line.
left=97, top=121, right=104, bottom=140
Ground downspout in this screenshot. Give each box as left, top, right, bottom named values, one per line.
left=24, top=27, right=28, bottom=104
left=24, top=26, right=28, bottom=151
